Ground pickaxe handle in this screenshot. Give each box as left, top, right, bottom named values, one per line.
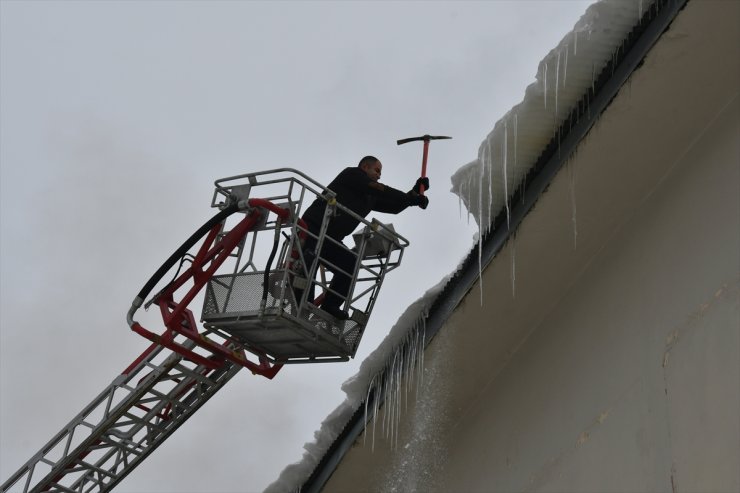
left=396, top=134, right=452, bottom=195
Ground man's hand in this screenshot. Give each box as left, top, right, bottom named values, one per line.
left=408, top=177, right=430, bottom=209
left=407, top=191, right=429, bottom=210
left=413, top=177, right=430, bottom=194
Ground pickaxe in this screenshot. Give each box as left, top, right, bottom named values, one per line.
left=396, top=134, right=452, bottom=195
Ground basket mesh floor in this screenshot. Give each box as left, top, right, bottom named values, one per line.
left=202, top=271, right=364, bottom=362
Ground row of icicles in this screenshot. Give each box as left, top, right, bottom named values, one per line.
left=363, top=317, right=426, bottom=452
left=454, top=8, right=651, bottom=304
left=353, top=0, right=653, bottom=462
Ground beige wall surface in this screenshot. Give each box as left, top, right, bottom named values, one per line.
left=323, top=2, right=739, bottom=492
left=437, top=94, right=739, bottom=493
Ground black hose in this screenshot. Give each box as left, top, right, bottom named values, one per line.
left=137, top=202, right=240, bottom=301
left=262, top=225, right=281, bottom=307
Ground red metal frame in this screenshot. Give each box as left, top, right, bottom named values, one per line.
left=130, top=199, right=293, bottom=380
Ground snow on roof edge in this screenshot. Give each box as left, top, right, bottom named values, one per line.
left=264, top=273, right=454, bottom=493
left=451, top=0, right=656, bottom=235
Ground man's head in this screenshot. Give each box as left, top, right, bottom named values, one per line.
left=358, top=155, right=382, bottom=182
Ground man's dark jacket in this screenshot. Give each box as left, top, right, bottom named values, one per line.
left=302, top=167, right=412, bottom=239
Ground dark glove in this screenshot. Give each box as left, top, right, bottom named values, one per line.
left=413, top=177, right=430, bottom=194
left=407, top=191, right=429, bottom=210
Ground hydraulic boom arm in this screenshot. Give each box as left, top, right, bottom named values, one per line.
left=2, top=169, right=410, bottom=492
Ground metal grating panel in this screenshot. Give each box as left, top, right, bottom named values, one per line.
left=203, top=271, right=292, bottom=316
left=202, top=272, right=365, bottom=363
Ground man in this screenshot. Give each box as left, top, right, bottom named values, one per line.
left=300, top=155, right=429, bottom=320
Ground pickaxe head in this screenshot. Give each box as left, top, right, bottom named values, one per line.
left=396, top=134, right=452, bottom=145
left=397, top=134, right=452, bottom=195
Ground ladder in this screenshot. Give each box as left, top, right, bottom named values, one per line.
left=1, top=341, right=242, bottom=493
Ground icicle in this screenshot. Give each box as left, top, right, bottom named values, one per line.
left=408, top=328, right=416, bottom=388
left=409, top=331, right=416, bottom=393
left=467, top=177, right=473, bottom=224
left=403, top=336, right=410, bottom=414
left=514, top=113, right=518, bottom=172
left=555, top=50, right=561, bottom=118
left=391, top=364, right=398, bottom=448
left=390, top=354, right=398, bottom=447
left=416, top=323, right=424, bottom=396
left=638, top=0, right=643, bottom=21
left=542, top=62, right=548, bottom=109
left=466, top=173, right=473, bottom=225
left=486, top=137, right=493, bottom=230
left=418, top=318, right=426, bottom=392
left=378, top=374, right=385, bottom=441
left=416, top=320, right=424, bottom=397
left=391, top=353, right=398, bottom=449
left=480, top=143, right=488, bottom=229
left=414, top=322, right=422, bottom=395
left=364, top=375, right=376, bottom=447
left=397, top=352, right=403, bottom=448
left=458, top=193, right=462, bottom=219
left=568, top=158, right=578, bottom=249
left=359, top=317, right=430, bottom=454
left=372, top=377, right=380, bottom=452
left=574, top=29, right=578, bottom=56
left=503, top=120, right=510, bottom=230
left=564, top=43, right=569, bottom=87
left=511, top=234, right=516, bottom=298
left=478, top=151, right=485, bottom=305
left=382, top=370, right=390, bottom=437
left=386, top=357, right=394, bottom=446
left=404, top=337, right=413, bottom=403
left=395, top=356, right=402, bottom=449
left=478, top=152, right=484, bottom=228
left=390, top=378, right=396, bottom=448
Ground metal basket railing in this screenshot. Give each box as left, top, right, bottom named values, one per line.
left=200, top=168, right=409, bottom=363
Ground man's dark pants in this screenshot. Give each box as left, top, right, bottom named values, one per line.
left=301, top=229, right=357, bottom=311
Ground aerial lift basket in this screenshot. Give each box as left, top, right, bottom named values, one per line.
left=0, top=169, right=409, bottom=493
left=198, top=169, right=409, bottom=364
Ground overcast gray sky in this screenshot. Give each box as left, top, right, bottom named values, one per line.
left=1, top=1, right=591, bottom=491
